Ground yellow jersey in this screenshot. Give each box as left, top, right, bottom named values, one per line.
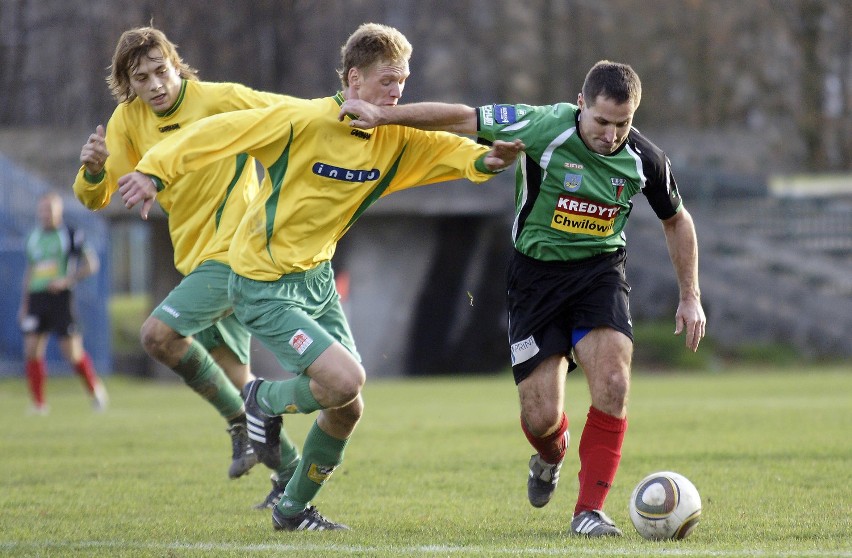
left=73, top=79, right=290, bottom=275
left=135, top=92, right=499, bottom=281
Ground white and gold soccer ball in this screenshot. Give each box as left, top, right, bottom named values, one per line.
left=628, top=471, right=702, bottom=540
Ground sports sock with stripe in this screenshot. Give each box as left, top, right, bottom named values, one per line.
left=276, top=420, right=348, bottom=516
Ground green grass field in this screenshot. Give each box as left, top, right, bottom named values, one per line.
left=1, top=366, right=849, bottom=557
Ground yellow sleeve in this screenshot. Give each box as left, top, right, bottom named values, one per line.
left=136, top=103, right=302, bottom=186
left=383, top=128, right=496, bottom=195
left=72, top=107, right=142, bottom=210
left=223, top=82, right=295, bottom=110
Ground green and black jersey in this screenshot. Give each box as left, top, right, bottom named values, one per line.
left=25, top=225, right=84, bottom=293
left=477, top=102, right=682, bottom=262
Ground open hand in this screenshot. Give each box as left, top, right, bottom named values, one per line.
left=674, top=298, right=706, bottom=352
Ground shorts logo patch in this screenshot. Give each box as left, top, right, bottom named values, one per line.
left=290, top=329, right=313, bottom=355
left=494, top=104, right=517, bottom=124
left=510, top=335, right=539, bottom=366
left=160, top=304, right=180, bottom=318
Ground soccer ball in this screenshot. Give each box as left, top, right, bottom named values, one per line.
left=628, top=471, right=702, bottom=540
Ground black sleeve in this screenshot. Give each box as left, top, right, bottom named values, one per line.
left=475, top=108, right=493, bottom=146
left=630, top=131, right=682, bottom=220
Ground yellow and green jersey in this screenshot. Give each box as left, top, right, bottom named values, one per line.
left=72, top=79, right=290, bottom=275
left=135, top=92, right=500, bottom=281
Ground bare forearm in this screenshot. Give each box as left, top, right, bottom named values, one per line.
left=341, top=99, right=478, bottom=134
left=388, top=103, right=477, bottom=133
left=663, top=210, right=701, bottom=302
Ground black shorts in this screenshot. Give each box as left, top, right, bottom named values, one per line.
left=506, top=248, right=633, bottom=385
left=20, top=290, right=79, bottom=337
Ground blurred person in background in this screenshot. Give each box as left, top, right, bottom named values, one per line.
left=19, top=192, right=108, bottom=414
left=72, top=25, right=301, bottom=495
left=340, top=59, right=706, bottom=537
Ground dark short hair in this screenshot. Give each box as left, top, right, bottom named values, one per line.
left=582, top=60, right=642, bottom=107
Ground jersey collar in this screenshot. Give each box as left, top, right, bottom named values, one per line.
left=155, top=79, right=188, bottom=118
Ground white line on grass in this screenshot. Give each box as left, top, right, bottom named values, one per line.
left=1, top=541, right=850, bottom=557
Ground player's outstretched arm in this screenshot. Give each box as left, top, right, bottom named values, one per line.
left=340, top=100, right=478, bottom=134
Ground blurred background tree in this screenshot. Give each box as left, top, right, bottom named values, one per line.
left=0, top=0, right=848, bottom=176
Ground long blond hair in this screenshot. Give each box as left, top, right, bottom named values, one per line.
left=106, top=26, right=199, bottom=103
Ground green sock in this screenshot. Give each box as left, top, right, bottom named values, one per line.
left=276, top=421, right=348, bottom=516
left=276, top=444, right=301, bottom=486
left=258, top=374, right=323, bottom=415
left=173, top=339, right=243, bottom=419
left=276, top=429, right=301, bottom=483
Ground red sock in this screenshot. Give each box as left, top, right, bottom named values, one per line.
left=74, top=352, right=99, bottom=394
left=26, top=359, right=46, bottom=407
left=521, top=412, right=569, bottom=464
left=574, top=406, right=627, bottom=516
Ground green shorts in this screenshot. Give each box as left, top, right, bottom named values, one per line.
left=228, top=260, right=359, bottom=374
left=150, top=260, right=251, bottom=364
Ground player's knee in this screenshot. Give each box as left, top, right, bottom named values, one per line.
left=318, top=395, right=364, bottom=438
left=309, top=347, right=366, bottom=407
left=334, top=363, right=366, bottom=404
left=339, top=394, right=364, bottom=426
left=593, top=369, right=630, bottom=416
left=140, top=317, right=177, bottom=359
left=606, top=369, right=630, bottom=404
left=522, top=404, right=563, bottom=437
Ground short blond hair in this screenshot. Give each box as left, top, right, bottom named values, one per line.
left=107, top=26, right=199, bottom=103
left=337, top=23, right=412, bottom=88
